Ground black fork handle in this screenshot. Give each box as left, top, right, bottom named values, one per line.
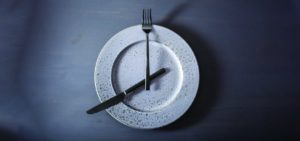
left=145, top=33, right=150, bottom=90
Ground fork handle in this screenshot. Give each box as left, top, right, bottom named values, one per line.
left=145, top=33, right=150, bottom=90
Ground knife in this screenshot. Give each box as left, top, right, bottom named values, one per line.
left=87, top=68, right=166, bottom=114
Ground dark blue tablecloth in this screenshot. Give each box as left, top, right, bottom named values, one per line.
left=0, top=0, right=300, bottom=140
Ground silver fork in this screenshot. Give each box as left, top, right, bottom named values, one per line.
left=142, top=8, right=153, bottom=91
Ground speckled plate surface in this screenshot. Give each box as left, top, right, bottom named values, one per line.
left=94, top=25, right=199, bottom=129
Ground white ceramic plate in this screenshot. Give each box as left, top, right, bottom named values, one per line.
left=94, top=25, right=199, bottom=129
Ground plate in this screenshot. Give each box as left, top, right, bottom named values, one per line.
left=94, top=25, right=199, bottom=129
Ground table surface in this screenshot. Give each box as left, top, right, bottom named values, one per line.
left=1, top=0, right=300, bottom=141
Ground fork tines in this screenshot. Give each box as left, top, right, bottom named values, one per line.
left=142, top=9, right=152, bottom=31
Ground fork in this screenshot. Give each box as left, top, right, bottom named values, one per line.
left=142, top=8, right=153, bottom=91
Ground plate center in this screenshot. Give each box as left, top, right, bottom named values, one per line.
left=112, top=41, right=183, bottom=112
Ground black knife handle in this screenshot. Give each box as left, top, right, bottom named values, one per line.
left=126, top=68, right=165, bottom=94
